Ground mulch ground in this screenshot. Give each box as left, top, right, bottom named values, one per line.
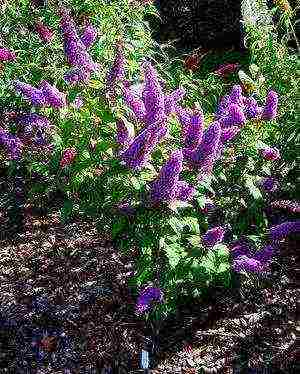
left=0, top=204, right=298, bottom=373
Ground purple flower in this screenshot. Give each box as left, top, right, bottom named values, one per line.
left=202, top=226, right=225, bottom=247
left=218, top=104, right=246, bottom=128
left=175, top=180, right=196, bottom=201
left=80, top=23, right=97, bottom=49
left=16, top=113, right=50, bottom=130
left=184, top=110, right=204, bottom=149
left=64, top=67, right=91, bottom=84
left=141, top=61, right=166, bottom=126
left=220, top=126, right=240, bottom=143
left=136, top=286, right=163, bottom=315
left=60, top=7, right=98, bottom=77
left=123, top=83, right=146, bottom=122
left=121, top=123, right=167, bottom=170
left=183, top=121, right=222, bottom=173
left=215, top=95, right=232, bottom=118
left=269, top=221, right=300, bottom=241
left=229, top=84, right=244, bottom=107
left=164, top=88, right=187, bottom=116
left=175, top=105, right=193, bottom=129
left=259, top=177, right=279, bottom=192
left=116, top=119, right=135, bottom=148
left=72, top=95, right=84, bottom=108
left=0, top=129, right=23, bottom=160
left=0, top=47, right=16, bottom=61
left=242, top=96, right=262, bottom=119
left=149, top=149, right=183, bottom=202
left=106, top=41, right=126, bottom=97
left=270, top=200, right=300, bottom=214
left=260, top=147, right=280, bottom=161
left=253, top=245, right=276, bottom=264
left=233, top=256, right=264, bottom=273
left=261, top=90, right=278, bottom=120
left=14, top=80, right=46, bottom=107
left=38, top=80, right=67, bottom=108
left=35, top=21, right=54, bottom=42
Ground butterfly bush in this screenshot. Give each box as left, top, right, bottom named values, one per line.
left=14, top=80, right=66, bottom=108
left=214, top=63, right=239, bottom=78
left=260, top=146, right=280, bottom=161
left=220, top=126, right=240, bottom=143
left=0, top=47, right=16, bottom=61
left=149, top=149, right=195, bottom=203
left=35, top=20, right=54, bottom=42
left=123, top=82, right=146, bottom=122
left=16, top=113, right=52, bottom=148
left=261, top=90, right=278, bottom=120
left=270, top=200, right=300, bottom=214
left=232, top=256, right=265, bottom=273
left=141, top=60, right=166, bottom=126
left=60, top=148, right=77, bottom=168
left=116, top=119, right=135, bottom=148
left=202, top=226, right=225, bottom=247
left=0, top=128, right=23, bottom=160
left=183, top=121, right=222, bottom=174
left=269, top=221, right=300, bottom=241
left=121, top=123, right=168, bottom=170
left=106, top=40, right=126, bottom=99
left=183, top=109, right=204, bottom=149
left=80, top=23, right=97, bottom=49
left=259, top=177, right=279, bottom=192
left=60, top=7, right=98, bottom=84
left=136, top=286, right=163, bottom=315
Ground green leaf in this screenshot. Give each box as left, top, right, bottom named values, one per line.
left=162, top=242, right=186, bottom=269
left=244, top=175, right=263, bottom=200
left=60, top=199, right=73, bottom=223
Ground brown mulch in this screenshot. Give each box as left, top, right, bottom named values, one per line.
left=0, top=206, right=298, bottom=373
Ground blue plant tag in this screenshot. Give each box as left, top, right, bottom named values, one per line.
left=141, top=349, right=149, bottom=369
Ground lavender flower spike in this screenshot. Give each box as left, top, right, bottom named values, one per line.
left=123, top=83, right=146, bottom=122
left=136, top=286, right=163, bottom=315
left=142, top=60, right=166, bottom=126
left=175, top=180, right=196, bottom=201
left=269, top=221, right=300, bottom=241
left=116, top=119, right=135, bottom=148
left=233, top=256, right=264, bottom=273
left=260, top=146, right=280, bottom=161
left=39, top=80, right=67, bottom=109
left=229, top=84, right=244, bottom=107
left=106, top=41, right=126, bottom=97
left=183, top=121, right=222, bottom=173
left=121, top=123, right=167, bottom=170
left=220, top=126, right=240, bottom=143
left=0, top=129, right=23, bottom=160
left=261, top=90, right=278, bottom=121
left=184, top=109, right=204, bottom=149
left=80, top=24, right=97, bottom=49
left=149, top=149, right=183, bottom=202
left=253, top=245, right=277, bottom=264
left=14, top=80, right=46, bottom=107
left=218, top=104, right=246, bottom=128
left=202, top=226, right=225, bottom=247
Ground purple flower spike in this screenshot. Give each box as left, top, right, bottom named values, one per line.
left=64, top=67, right=91, bottom=84
left=0, top=129, right=23, bottom=160
left=0, top=47, right=16, bottom=62
left=260, top=147, right=280, bottom=161
left=218, top=104, right=246, bottom=128
left=136, top=286, right=163, bottom=315
left=39, top=80, right=67, bottom=109
left=149, top=149, right=183, bottom=202
left=220, top=126, right=240, bottom=143
left=164, top=88, right=186, bottom=116
left=253, top=245, right=276, bottom=264
left=123, top=85, right=146, bottom=122
left=14, top=80, right=46, bottom=107
left=17, top=113, right=50, bottom=130
left=261, top=90, right=278, bottom=121
left=142, top=61, right=166, bottom=126
left=175, top=180, right=196, bottom=201
left=202, top=226, right=225, bottom=247
left=184, top=110, right=204, bottom=149
left=116, top=119, right=135, bottom=148
left=270, top=200, right=300, bottom=214
left=80, top=24, right=97, bottom=49
left=269, top=221, right=300, bottom=241
left=233, top=256, right=264, bottom=273
left=183, top=121, right=222, bottom=172
left=215, top=95, right=232, bottom=118
left=121, top=124, right=167, bottom=170
left=106, top=41, right=126, bottom=95
left=259, top=177, right=279, bottom=193
left=229, top=84, right=244, bottom=107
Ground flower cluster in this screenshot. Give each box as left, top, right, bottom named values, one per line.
left=214, top=62, right=240, bottom=78
left=106, top=40, right=126, bottom=99
left=269, top=221, right=300, bottom=241
left=60, top=148, right=77, bottom=168
left=35, top=20, right=54, bottom=43
left=16, top=113, right=52, bottom=148
left=0, top=127, right=23, bottom=160
left=260, top=146, right=281, bottom=161
left=59, top=7, right=98, bottom=84
left=120, top=123, right=167, bottom=170
left=149, top=149, right=195, bottom=204
left=259, top=177, right=279, bottom=192
left=135, top=286, right=163, bottom=315
left=14, top=80, right=67, bottom=109
left=0, top=47, right=16, bottom=62
left=270, top=200, right=300, bottom=214
left=202, top=226, right=225, bottom=247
